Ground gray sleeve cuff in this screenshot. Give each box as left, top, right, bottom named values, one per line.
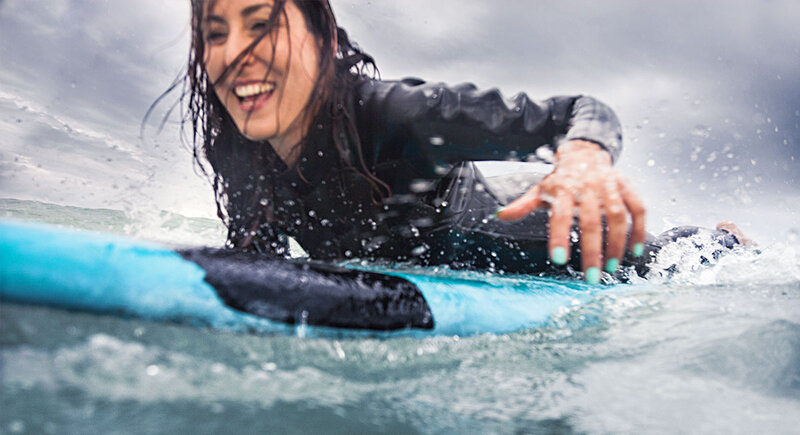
left=563, top=96, right=623, bottom=162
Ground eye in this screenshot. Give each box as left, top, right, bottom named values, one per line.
left=206, top=32, right=227, bottom=43
left=250, top=20, right=270, bottom=33
left=204, top=26, right=227, bottom=44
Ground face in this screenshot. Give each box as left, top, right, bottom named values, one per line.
left=203, top=0, right=321, bottom=155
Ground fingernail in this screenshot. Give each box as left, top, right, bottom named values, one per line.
left=494, top=206, right=505, bottom=216
left=605, top=258, right=619, bottom=274
left=633, top=243, right=644, bottom=257
left=551, top=246, right=567, bottom=265
left=585, top=267, right=601, bottom=284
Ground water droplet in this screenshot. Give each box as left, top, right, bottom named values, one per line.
left=429, top=136, right=445, bottom=146
left=8, top=421, right=25, bottom=433
left=333, top=341, right=346, bottom=359
left=690, top=125, right=711, bottom=138
left=410, top=179, right=435, bottom=192
left=434, top=164, right=451, bottom=175
left=534, top=146, right=555, bottom=162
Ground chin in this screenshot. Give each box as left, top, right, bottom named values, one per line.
left=235, top=121, right=276, bottom=142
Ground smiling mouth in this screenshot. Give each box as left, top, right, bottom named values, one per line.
left=233, top=82, right=275, bottom=111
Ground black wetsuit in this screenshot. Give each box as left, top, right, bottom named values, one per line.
left=226, top=77, right=738, bottom=276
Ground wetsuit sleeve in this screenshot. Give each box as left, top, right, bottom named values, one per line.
left=358, top=78, right=623, bottom=164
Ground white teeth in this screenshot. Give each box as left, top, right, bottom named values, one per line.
left=234, top=82, right=275, bottom=98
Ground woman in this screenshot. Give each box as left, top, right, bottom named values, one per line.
left=182, top=0, right=735, bottom=283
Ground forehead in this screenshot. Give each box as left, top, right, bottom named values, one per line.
left=206, top=0, right=277, bottom=16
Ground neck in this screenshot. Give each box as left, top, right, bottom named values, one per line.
left=270, top=132, right=303, bottom=167
left=269, top=109, right=317, bottom=167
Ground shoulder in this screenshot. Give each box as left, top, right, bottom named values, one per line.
left=354, top=77, right=484, bottom=122
left=355, top=77, right=481, bottom=100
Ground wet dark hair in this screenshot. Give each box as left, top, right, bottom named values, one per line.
left=160, top=0, right=389, bottom=250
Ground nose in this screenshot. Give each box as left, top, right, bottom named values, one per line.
left=224, top=31, right=255, bottom=68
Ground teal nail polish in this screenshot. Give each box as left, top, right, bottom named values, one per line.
left=586, top=267, right=601, bottom=284
left=494, top=206, right=505, bottom=216
left=551, top=246, right=567, bottom=265
left=605, top=258, right=619, bottom=274
left=633, top=243, right=644, bottom=257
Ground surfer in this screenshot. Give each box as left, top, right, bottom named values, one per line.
left=176, top=0, right=742, bottom=283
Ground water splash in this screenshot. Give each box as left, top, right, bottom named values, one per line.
left=646, top=231, right=800, bottom=286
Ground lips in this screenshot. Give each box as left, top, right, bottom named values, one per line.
left=232, top=81, right=276, bottom=112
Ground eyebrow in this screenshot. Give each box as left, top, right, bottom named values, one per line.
left=242, top=3, right=272, bottom=17
left=206, top=3, right=273, bottom=23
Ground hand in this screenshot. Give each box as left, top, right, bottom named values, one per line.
left=495, top=140, right=646, bottom=283
left=715, top=220, right=757, bottom=248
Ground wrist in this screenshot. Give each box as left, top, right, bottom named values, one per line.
left=556, top=140, right=612, bottom=166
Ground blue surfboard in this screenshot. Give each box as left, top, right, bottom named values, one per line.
left=0, top=219, right=614, bottom=336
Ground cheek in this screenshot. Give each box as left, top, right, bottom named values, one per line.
left=288, top=40, right=320, bottom=101
left=204, top=47, right=223, bottom=83
left=204, top=48, right=233, bottom=109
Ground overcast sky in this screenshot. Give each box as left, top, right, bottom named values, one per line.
left=0, top=0, right=797, bottom=245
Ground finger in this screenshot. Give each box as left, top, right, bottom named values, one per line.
left=603, top=180, right=627, bottom=274
left=548, top=190, right=574, bottom=266
left=495, top=184, right=542, bottom=221
left=619, top=178, right=646, bottom=257
left=579, top=191, right=603, bottom=284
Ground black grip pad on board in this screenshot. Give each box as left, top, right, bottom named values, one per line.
left=178, top=248, right=434, bottom=331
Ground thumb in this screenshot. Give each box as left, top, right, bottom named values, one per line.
left=495, top=185, right=542, bottom=221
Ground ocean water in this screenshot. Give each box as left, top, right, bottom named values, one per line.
left=2, top=201, right=800, bottom=434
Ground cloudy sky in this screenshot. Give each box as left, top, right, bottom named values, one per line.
left=0, top=0, right=797, bottom=245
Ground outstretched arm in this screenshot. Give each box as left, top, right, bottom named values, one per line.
left=364, top=78, right=623, bottom=164
left=360, top=79, right=646, bottom=281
